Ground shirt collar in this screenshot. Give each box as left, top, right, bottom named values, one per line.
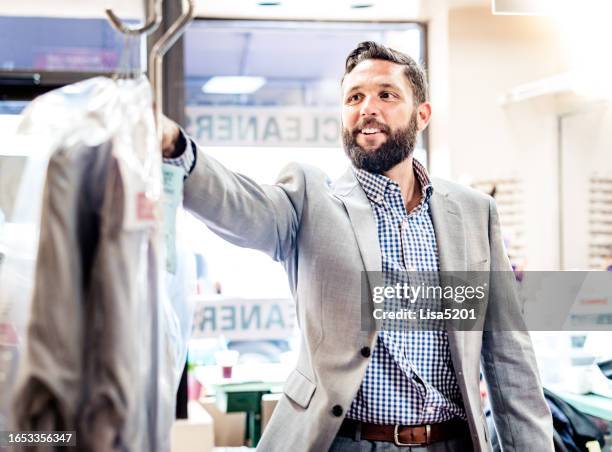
left=354, top=158, right=434, bottom=206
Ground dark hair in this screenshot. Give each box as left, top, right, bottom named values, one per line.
left=342, top=41, right=428, bottom=105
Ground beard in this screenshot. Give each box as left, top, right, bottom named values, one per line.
left=342, top=112, right=418, bottom=174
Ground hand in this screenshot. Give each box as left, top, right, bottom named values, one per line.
left=161, top=114, right=181, bottom=158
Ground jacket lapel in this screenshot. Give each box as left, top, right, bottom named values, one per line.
left=429, top=181, right=467, bottom=366
left=332, top=168, right=382, bottom=336
left=332, top=167, right=382, bottom=276
left=429, top=185, right=466, bottom=272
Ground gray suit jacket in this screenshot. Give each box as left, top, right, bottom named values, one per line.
left=183, top=147, right=554, bottom=452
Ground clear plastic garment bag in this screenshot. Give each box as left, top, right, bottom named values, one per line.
left=0, top=76, right=190, bottom=451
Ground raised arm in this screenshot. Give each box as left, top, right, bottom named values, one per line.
left=161, top=116, right=305, bottom=262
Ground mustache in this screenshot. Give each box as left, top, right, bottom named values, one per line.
left=351, top=119, right=390, bottom=136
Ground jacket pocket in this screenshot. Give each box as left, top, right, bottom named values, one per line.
left=283, top=368, right=316, bottom=409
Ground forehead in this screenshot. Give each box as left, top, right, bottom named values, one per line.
left=342, top=59, right=410, bottom=93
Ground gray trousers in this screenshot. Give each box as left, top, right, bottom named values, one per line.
left=329, top=435, right=474, bottom=452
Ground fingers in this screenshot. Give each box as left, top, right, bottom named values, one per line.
left=161, top=115, right=181, bottom=158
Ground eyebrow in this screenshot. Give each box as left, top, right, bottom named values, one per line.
left=346, top=82, right=402, bottom=94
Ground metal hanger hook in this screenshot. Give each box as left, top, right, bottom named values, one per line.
left=150, top=0, right=196, bottom=136
left=105, top=0, right=163, bottom=36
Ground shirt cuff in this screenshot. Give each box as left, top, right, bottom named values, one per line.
left=163, top=128, right=197, bottom=178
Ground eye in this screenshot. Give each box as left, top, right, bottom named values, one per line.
left=346, top=93, right=362, bottom=104
left=380, top=91, right=396, bottom=100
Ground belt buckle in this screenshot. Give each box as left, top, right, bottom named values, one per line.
left=393, top=424, right=430, bottom=447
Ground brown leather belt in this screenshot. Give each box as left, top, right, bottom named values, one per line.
left=337, top=418, right=471, bottom=447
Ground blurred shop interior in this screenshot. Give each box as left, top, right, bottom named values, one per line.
left=1, top=0, right=612, bottom=450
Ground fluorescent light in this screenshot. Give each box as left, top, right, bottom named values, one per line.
left=202, top=76, right=266, bottom=94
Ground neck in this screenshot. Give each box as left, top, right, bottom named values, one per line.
left=383, top=156, right=420, bottom=210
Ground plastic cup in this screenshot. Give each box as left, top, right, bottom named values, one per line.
left=214, top=350, right=239, bottom=379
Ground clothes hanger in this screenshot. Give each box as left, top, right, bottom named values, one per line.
left=106, top=0, right=196, bottom=141
left=105, top=0, right=162, bottom=36
left=107, top=1, right=162, bottom=80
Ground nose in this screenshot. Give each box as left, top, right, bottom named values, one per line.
left=360, top=95, right=380, bottom=117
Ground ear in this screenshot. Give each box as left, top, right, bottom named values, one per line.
left=416, top=102, right=432, bottom=131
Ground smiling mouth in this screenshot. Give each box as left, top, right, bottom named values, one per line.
left=360, top=127, right=385, bottom=136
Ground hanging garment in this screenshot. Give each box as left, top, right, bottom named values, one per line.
left=8, top=76, right=188, bottom=452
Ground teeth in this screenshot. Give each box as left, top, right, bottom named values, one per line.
left=362, top=128, right=380, bottom=134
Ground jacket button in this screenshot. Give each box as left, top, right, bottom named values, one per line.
left=332, top=405, right=343, bottom=417
left=360, top=346, right=371, bottom=358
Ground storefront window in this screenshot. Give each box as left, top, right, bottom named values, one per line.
left=182, top=21, right=427, bottom=361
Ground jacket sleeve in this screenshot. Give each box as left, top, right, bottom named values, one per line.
left=480, top=197, right=554, bottom=451
left=182, top=142, right=306, bottom=262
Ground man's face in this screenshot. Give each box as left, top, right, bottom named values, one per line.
left=341, top=59, right=430, bottom=173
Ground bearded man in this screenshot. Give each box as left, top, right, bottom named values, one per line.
left=161, top=41, right=553, bottom=452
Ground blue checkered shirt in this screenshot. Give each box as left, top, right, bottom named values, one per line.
left=347, top=159, right=466, bottom=425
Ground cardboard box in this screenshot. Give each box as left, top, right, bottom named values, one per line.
left=200, top=396, right=246, bottom=446
left=171, top=401, right=215, bottom=452
left=261, top=393, right=281, bottom=432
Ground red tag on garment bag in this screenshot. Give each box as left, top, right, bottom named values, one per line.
left=137, top=192, right=156, bottom=221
